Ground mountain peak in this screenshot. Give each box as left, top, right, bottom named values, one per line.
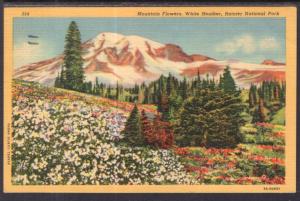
left=93, top=32, right=164, bottom=48
left=95, top=32, right=125, bottom=41
left=14, top=32, right=285, bottom=88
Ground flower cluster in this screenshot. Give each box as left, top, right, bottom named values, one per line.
left=177, top=143, right=285, bottom=185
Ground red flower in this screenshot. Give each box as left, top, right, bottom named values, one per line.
left=273, top=146, right=285, bottom=152
left=260, top=175, right=285, bottom=184
left=249, top=154, right=265, bottom=162
left=270, top=176, right=285, bottom=184
left=175, top=148, right=189, bottom=156
left=235, top=177, right=253, bottom=184
left=255, top=122, right=274, bottom=129
left=92, top=112, right=100, bottom=118
left=258, top=145, right=273, bottom=150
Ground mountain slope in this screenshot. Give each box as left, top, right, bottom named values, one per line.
left=14, top=32, right=285, bottom=88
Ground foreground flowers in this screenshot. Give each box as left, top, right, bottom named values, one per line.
left=11, top=80, right=285, bottom=185
left=12, top=81, right=197, bottom=185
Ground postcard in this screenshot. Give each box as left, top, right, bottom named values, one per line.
left=3, top=6, right=297, bottom=193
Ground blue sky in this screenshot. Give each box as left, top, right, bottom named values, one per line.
left=13, top=17, right=285, bottom=68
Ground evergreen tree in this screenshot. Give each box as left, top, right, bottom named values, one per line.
left=62, top=21, right=84, bottom=91
left=153, top=83, right=158, bottom=104
left=116, top=81, right=120, bottom=100
left=143, top=87, right=150, bottom=104
left=54, top=72, right=61, bottom=87
left=219, top=66, right=236, bottom=93
left=273, top=82, right=279, bottom=100
left=174, top=89, right=244, bottom=148
left=160, top=89, right=169, bottom=121
left=141, top=110, right=154, bottom=145
left=122, top=104, right=144, bottom=146
left=252, top=98, right=266, bottom=123
left=60, top=67, right=66, bottom=87
left=166, top=73, right=174, bottom=96
left=249, top=84, right=257, bottom=108
left=180, top=77, right=188, bottom=100
left=99, top=83, right=105, bottom=97
left=107, top=85, right=112, bottom=99
left=168, top=90, right=182, bottom=121
left=206, top=113, right=236, bottom=148
left=279, top=81, right=286, bottom=105
left=268, top=81, right=273, bottom=101
left=208, top=77, right=216, bottom=90
left=94, top=77, right=100, bottom=95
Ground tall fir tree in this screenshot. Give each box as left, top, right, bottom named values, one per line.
left=219, top=66, right=236, bottom=93
left=116, top=81, right=120, bottom=100
left=249, top=84, right=257, bottom=108
left=166, top=73, right=174, bottom=96
left=160, top=89, right=169, bottom=121
left=62, top=21, right=84, bottom=91
left=180, top=77, right=188, bottom=100
left=252, top=98, right=266, bottom=123
left=273, top=82, right=279, bottom=100
left=279, top=81, right=286, bottom=105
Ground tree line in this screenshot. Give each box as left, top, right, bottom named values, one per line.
left=249, top=80, right=286, bottom=123
left=122, top=66, right=246, bottom=148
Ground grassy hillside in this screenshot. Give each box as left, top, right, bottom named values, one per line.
left=13, top=79, right=156, bottom=114
left=271, top=107, right=285, bottom=125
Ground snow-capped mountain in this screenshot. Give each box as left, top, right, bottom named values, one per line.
left=14, top=32, right=285, bottom=88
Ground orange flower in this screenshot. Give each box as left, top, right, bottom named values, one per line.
left=206, top=159, right=214, bottom=166
left=227, top=161, right=235, bottom=169
left=199, top=167, right=209, bottom=174
left=270, top=158, right=285, bottom=166
left=274, top=131, right=285, bottom=138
